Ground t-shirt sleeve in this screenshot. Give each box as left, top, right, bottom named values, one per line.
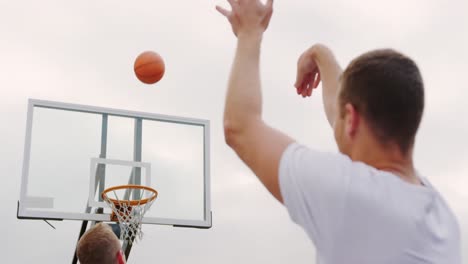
left=279, top=143, right=353, bottom=251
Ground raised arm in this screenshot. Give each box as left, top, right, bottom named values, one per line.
left=295, top=44, right=343, bottom=127
left=217, top=0, right=293, bottom=202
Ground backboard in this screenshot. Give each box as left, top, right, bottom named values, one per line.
left=18, top=99, right=211, bottom=228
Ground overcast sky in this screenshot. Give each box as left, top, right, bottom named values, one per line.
left=1, top=0, right=467, bottom=263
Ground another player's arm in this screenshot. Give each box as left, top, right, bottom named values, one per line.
left=295, top=44, right=343, bottom=127
left=217, top=0, right=292, bottom=203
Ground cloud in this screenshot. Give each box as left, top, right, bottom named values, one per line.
left=1, top=0, right=467, bottom=263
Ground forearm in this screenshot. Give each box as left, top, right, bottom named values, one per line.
left=311, top=44, right=342, bottom=127
left=224, top=32, right=264, bottom=130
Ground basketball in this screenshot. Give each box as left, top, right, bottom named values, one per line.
left=134, top=51, right=165, bottom=84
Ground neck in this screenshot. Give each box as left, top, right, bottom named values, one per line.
left=350, top=140, right=420, bottom=185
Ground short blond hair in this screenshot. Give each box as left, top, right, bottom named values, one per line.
left=76, top=223, right=121, bottom=264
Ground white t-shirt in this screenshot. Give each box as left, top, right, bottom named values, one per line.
left=279, top=143, right=461, bottom=264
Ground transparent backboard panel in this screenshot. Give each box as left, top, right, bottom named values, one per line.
left=18, top=99, right=211, bottom=228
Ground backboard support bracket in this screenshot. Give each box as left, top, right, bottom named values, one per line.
left=43, top=219, right=56, bottom=229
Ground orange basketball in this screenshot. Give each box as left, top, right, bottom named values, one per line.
left=134, top=51, right=165, bottom=84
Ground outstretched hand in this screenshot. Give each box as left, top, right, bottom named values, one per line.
left=295, top=49, right=322, bottom=98
left=216, top=0, right=274, bottom=37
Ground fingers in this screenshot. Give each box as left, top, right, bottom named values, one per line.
left=294, top=75, right=303, bottom=90
left=216, top=0, right=239, bottom=17
left=266, top=0, right=274, bottom=9
left=295, top=71, right=312, bottom=96
left=227, top=0, right=239, bottom=10
left=302, top=86, right=309, bottom=97
left=296, top=73, right=310, bottom=97
left=222, top=0, right=271, bottom=13
left=303, top=73, right=313, bottom=97
left=313, top=71, right=321, bottom=88
left=294, top=62, right=306, bottom=89
left=295, top=77, right=304, bottom=95
left=262, top=6, right=273, bottom=27
left=295, top=71, right=320, bottom=98
left=215, top=5, right=231, bottom=17
left=307, top=72, right=319, bottom=96
left=295, top=52, right=310, bottom=88
left=295, top=65, right=308, bottom=97
left=307, top=81, right=314, bottom=96
left=295, top=51, right=322, bottom=98
left=297, top=85, right=310, bottom=98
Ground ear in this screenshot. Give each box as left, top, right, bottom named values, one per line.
left=117, top=250, right=126, bottom=264
left=344, top=103, right=359, bottom=138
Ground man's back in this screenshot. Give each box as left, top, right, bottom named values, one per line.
left=279, top=143, right=461, bottom=264
left=216, top=1, right=461, bottom=263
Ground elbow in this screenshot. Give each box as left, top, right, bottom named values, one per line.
left=223, top=119, right=242, bottom=148
left=223, top=115, right=261, bottom=149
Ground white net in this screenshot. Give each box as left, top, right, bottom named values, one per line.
left=102, top=186, right=157, bottom=244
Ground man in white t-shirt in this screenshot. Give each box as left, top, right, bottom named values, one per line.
left=216, top=0, right=461, bottom=263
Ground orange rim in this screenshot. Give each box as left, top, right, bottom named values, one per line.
left=102, top=184, right=158, bottom=207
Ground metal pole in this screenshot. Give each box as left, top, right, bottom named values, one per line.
left=122, top=117, right=143, bottom=260
left=72, top=114, right=108, bottom=264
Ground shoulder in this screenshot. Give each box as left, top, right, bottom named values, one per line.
left=279, top=143, right=354, bottom=174
left=279, top=143, right=374, bottom=190
left=279, top=143, right=414, bottom=209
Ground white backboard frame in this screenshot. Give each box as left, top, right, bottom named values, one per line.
left=17, top=99, right=212, bottom=228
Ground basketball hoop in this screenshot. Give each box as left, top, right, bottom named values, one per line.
left=102, top=185, right=158, bottom=244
